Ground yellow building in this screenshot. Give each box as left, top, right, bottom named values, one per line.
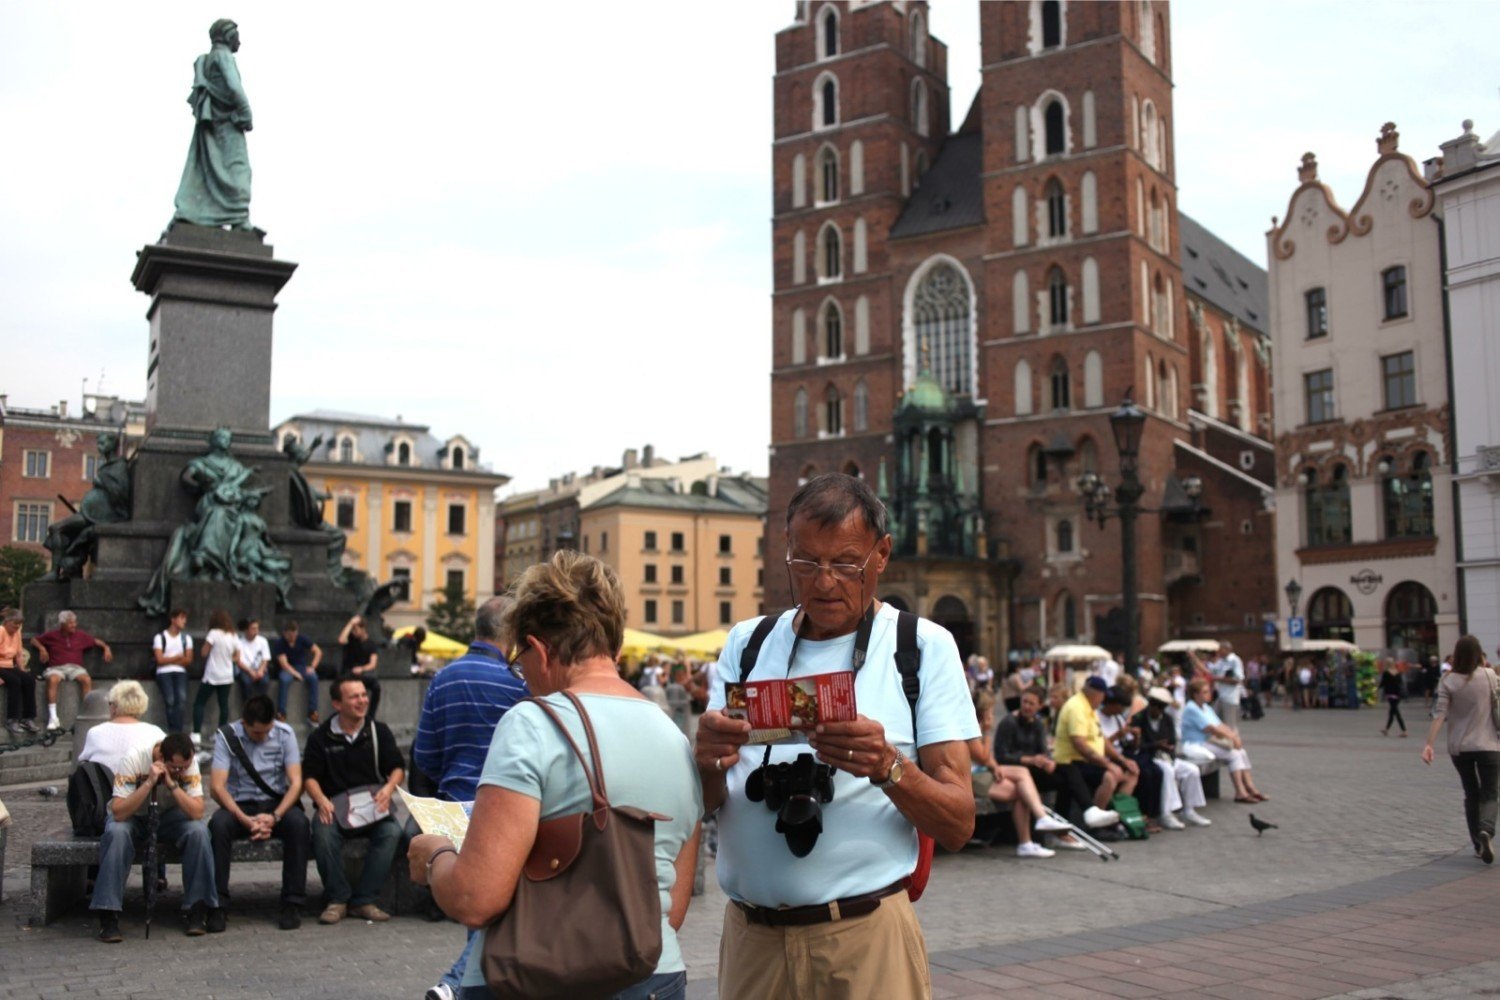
left=274, top=411, right=508, bottom=630
left=580, top=473, right=768, bottom=636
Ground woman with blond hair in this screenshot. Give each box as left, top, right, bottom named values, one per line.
left=1422, top=635, right=1500, bottom=863
left=409, top=551, right=702, bottom=999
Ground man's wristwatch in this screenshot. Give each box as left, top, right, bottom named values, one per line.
left=872, top=747, right=906, bottom=789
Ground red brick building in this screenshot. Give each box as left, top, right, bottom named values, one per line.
left=766, top=1, right=1275, bottom=663
left=0, top=395, right=145, bottom=559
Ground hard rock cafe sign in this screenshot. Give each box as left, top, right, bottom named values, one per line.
left=1351, top=569, right=1383, bottom=595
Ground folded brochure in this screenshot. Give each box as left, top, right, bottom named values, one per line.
left=724, top=673, right=857, bottom=744
left=396, top=789, right=474, bottom=851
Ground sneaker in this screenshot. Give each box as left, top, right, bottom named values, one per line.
left=1481, top=831, right=1495, bottom=865
left=425, top=985, right=457, bottom=1000
left=3, top=720, right=18, bottom=737
left=19, top=719, right=38, bottom=733
left=1181, top=810, right=1212, bottom=827
left=45, top=719, right=63, bottom=733
left=97, top=911, right=123, bottom=944
left=1159, top=812, right=1186, bottom=830
left=1016, top=841, right=1056, bottom=859
left=348, top=903, right=391, bottom=922
left=279, top=904, right=302, bottom=930
left=1083, top=806, right=1120, bottom=828
left=185, top=901, right=208, bottom=936
left=206, top=907, right=227, bottom=933
left=190, top=732, right=202, bottom=748
left=1034, top=814, right=1073, bottom=833
left=1046, top=833, right=1088, bottom=851
left=319, top=902, right=347, bottom=925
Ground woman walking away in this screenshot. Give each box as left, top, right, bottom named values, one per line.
left=408, top=551, right=702, bottom=999
left=192, top=609, right=243, bottom=748
left=1379, top=657, right=1407, bottom=736
left=1422, top=635, right=1500, bottom=863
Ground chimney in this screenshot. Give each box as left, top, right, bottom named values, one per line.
left=707, top=474, right=719, bottom=497
left=58, top=399, right=68, bottom=418
left=642, top=443, right=656, bottom=467
left=623, top=448, right=639, bottom=470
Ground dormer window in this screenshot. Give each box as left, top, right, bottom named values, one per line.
left=451, top=445, right=465, bottom=470
left=339, top=436, right=354, bottom=463
left=397, top=441, right=412, bottom=466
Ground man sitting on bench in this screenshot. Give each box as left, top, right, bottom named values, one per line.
left=208, top=695, right=309, bottom=933
left=91, top=732, right=217, bottom=942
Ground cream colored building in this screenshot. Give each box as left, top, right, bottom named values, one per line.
left=1268, top=125, right=1458, bottom=659
left=273, top=411, right=508, bottom=631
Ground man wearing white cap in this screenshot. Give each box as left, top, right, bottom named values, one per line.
left=1132, top=687, right=1210, bottom=829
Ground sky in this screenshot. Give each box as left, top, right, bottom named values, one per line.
left=2, top=2, right=1497, bottom=496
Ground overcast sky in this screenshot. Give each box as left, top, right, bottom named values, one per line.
left=2, top=2, right=1496, bottom=495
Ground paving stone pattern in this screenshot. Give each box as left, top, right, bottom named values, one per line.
left=2, top=704, right=1493, bottom=998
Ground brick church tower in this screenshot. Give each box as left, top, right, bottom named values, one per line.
left=767, top=1, right=1273, bottom=663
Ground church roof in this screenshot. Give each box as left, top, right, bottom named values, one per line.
left=1178, top=213, right=1269, bottom=335
left=889, top=131, right=984, bottom=240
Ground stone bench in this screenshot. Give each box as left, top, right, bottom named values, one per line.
left=30, top=830, right=424, bottom=926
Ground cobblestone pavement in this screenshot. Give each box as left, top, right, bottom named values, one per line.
left=2, top=703, right=1489, bottom=998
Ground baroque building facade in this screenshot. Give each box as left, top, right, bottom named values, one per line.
left=766, top=0, right=1275, bottom=663
left=1268, top=126, right=1458, bottom=660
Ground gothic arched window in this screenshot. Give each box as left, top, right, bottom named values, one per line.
left=822, top=300, right=843, bottom=358
left=818, top=145, right=839, bottom=203
left=852, top=379, right=869, bottom=432
left=1050, top=356, right=1071, bottom=410
left=1045, top=178, right=1067, bottom=238
left=911, top=261, right=974, bottom=395
left=820, top=224, right=842, bottom=280
left=1057, top=518, right=1074, bottom=554
left=1044, top=100, right=1065, bottom=155
left=1041, top=0, right=1063, bottom=48
left=1048, top=266, right=1069, bottom=326
left=824, top=385, right=843, bottom=436
left=820, top=7, right=839, bottom=58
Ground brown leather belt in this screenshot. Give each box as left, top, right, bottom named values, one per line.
left=734, top=879, right=908, bottom=927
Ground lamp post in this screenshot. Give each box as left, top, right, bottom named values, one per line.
left=1284, top=578, right=1303, bottom=619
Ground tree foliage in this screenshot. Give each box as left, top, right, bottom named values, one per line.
left=426, top=578, right=476, bottom=645
left=0, top=546, right=47, bottom=610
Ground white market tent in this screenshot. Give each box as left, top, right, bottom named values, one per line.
left=1158, top=639, right=1220, bottom=653
left=1280, top=639, right=1360, bottom=653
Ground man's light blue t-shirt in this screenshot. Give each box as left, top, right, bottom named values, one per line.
left=1180, top=700, right=1222, bottom=745
left=460, top=693, right=701, bottom=989
left=707, top=603, right=979, bottom=909
left=210, top=719, right=300, bottom=801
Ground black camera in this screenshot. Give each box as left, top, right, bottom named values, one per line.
left=744, top=752, right=836, bottom=857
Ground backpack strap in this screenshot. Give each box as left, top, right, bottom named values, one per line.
left=737, top=614, right=782, bottom=684
left=894, top=611, right=921, bottom=737
left=218, top=724, right=282, bottom=801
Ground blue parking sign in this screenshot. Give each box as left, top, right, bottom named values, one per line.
left=1264, top=619, right=1278, bottom=641
left=1288, top=616, right=1306, bottom=640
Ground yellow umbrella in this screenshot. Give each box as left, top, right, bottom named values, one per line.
left=391, top=626, right=469, bottom=659
left=670, top=629, right=731, bottom=658
left=620, top=628, right=673, bottom=659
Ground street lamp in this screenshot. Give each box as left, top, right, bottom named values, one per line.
left=1284, top=578, right=1303, bottom=618
left=1076, top=394, right=1150, bottom=678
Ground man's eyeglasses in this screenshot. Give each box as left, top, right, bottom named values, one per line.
left=785, top=540, right=881, bottom=584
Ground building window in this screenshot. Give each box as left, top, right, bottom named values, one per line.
left=644, top=563, right=657, bottom=584
left=83, top=454, right=98, bottom=482
left=720, top=600, right=733, bottom=626
left=450, top=446, right=465, bottom=470
left=1041, top=0, right=1063, bottom=48
left=23, top=450, right=49, bottom=478
left=671, top=600, right=685, bottom=625
left=1056, top=518, right=1074, bottom=554
left=393, top=499, right=413, bottom=533
left=447, top=503, right=466, bottom=535
left=1307, top=587, right=1354, bottom=642
left=1048, top=267, right=1069, bottom=326
left=1304, top=465, right=1352, bottom=546
left=1044, top=100, right=1065, bottom=155
left=600, top=530, right=608, bottom=553
left=719, top=534, right=732, bottom=554
left=644, top=530, right=658, bottom=551
left=336, top=496, right=356, bottom=530
left=1385, top=581, right=1438, bottom=658
left=1382, top=266, right=1408, bottom=320
left=1050, top=357, right=1071, bottom=410
left=820, top=225, right=842, bottom=280
left=719, top=566, right=732, bottom=586
left=824, top=386, right=843, bottom=435
left=391, top=566, right=412, bottom=599
left=1303, top=369, right=1334, bottom=424
left=819, top=76, right=838, bottom=129
left=1382, top=351, right=1416, bottom=409
left=339, top=437, right=354, bottom=463
left=14, top=502, right=48, bottom=543
left=910, top=78, right=929, bottom=137
left=911, top=261, right=974, bottom=396
left=1305, top=287, right=1328, bottom=338
left=1045, top=179, right=1067, bottom=238
left=396, top=441, right=412, bottom=466
left=644, top=599, right=658, bottom=624
left=671, top=565, right=685, bottom=585
left=670, top=531, right=685, bottom=552
left=820, top=6, right=839, bottom=58
left=911, top=10, right=928, bottom=66
left=446, top=568, right=465, bottom=592
left=818, top=146, right=839, bottom=204
left=823, top=301, right=843, bottom=358
left=1383, top=451, right=1434, bottom=539
left=1027, top=444, right=1047, bottom=488
left=794, top=388, right=809, bottom=438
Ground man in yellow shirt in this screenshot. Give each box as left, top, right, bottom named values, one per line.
left=1053, top=677, right=1138, bottom=828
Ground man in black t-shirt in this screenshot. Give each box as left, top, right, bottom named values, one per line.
left=337, top=615, right=381, bottom=718
left=270, top=621, right=323, bottom=724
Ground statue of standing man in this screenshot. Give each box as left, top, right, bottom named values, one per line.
left=173, top=19, right=254, bottom=230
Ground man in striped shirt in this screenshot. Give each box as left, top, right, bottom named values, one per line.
left=414, top=596, right=525, bottom=1000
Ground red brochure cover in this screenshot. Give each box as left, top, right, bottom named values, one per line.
left=724, top=673, right=857, bottom=745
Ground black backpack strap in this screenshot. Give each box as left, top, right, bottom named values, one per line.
left=217, top=723, right=282, bottom=801
left=894, top=610, right=922, bottom=748
left=737, top=613, right=782, bottom=683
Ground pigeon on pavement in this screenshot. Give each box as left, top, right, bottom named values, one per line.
left=1249, top=813, right=1278, bottom=836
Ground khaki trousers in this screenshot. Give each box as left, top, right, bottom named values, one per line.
left=718, top=892, right=931, bottom=1000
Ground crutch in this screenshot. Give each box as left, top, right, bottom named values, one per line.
left=1043, top=806, right=1119, bottom=862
